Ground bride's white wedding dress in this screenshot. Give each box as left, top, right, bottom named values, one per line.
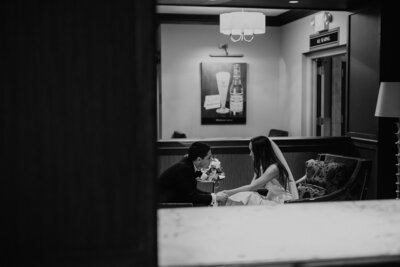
left=225, top=138, right=299, bottom=206
left=226, top=179, right=296, bottom=206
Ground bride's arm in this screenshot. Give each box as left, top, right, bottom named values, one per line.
left=224, top=164, right=278, bottom=196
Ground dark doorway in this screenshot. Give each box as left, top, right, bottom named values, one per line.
left=315, top=54, right=346, bottom=136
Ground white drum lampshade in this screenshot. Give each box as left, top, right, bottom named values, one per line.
left=220, top=11, right=265, bottom=42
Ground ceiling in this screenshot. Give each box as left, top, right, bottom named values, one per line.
left=157, top=6, right=289, bottom=17
left=156, top=0, right=374, bottom=26
left=157, top=0, right=370, bottom=11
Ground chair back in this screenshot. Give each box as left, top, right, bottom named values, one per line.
left=171, top=131, right=187, bottom=138
left=285, top=153, right=371, bottom=203
left=268, top=129, right=288, bottom=137
left=319, top=153, right=371, bottom=200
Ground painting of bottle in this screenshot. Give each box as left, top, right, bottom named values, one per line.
left=229, top=63, right=243, bottom=116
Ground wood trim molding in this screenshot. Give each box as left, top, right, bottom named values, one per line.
left=157, top=136, right=353, bottom=155
left=346, top=131, right=378, bottom=141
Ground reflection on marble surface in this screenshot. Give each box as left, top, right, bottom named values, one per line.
left=158, top=200, right=400, bottom=266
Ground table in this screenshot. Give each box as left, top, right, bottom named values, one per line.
left=196, top=178, right=220, bottom=193
left=158, top=200, right=400, bottom=266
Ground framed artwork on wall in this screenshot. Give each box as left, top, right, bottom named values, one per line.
left=200, top=62, right=247, bottom=124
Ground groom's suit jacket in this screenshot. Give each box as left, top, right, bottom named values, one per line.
left=158, top=157, right=212, bottom=206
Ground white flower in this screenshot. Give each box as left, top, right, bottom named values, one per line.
left=201, top=157, right=225, bottom=182
left=209, top=158, right=221, bottom=170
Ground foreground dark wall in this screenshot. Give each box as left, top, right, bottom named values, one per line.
left=3, top=1, right=157, bottom=265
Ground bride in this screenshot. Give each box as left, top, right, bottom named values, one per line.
left=222, top=136, right=299, bottom=205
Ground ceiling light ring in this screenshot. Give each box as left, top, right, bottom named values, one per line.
left=230, top=34, right=243, bottom=42
left=243, top=34, right=254, bottom=42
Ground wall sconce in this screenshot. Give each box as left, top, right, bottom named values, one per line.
left=220, top=10, right=265, bottom=42
left=209, top=44, right=243, bottom=57
left=375, top=82, right=400, bottom=199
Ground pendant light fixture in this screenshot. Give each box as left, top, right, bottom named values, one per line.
left=220, top=10, right=266, bottom=42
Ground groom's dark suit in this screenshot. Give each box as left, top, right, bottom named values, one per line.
left=158, top=157, right=212, bottom=206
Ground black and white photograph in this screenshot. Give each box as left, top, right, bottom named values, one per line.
left=201, top=62, right=247, bottom=124
left=3, top=1, right=400, bottom=267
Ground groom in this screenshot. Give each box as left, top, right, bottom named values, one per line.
left=158, top=142, right=228, bottom=206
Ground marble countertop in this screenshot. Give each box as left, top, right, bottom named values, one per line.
left=158, top=200, right=400, bottom=266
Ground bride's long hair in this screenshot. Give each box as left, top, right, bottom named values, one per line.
left=251, top=136, right=289, bottom=190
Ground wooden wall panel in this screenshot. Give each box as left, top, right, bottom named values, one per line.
left=347, top=8, right=380, bottom=139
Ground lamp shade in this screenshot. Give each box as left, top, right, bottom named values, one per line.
left=220, top=11, right=265, bottom=36
left=375, top=82, right=400, bottom=117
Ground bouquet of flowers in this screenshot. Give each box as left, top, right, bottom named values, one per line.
left=199, top=157, right=225, bottom=182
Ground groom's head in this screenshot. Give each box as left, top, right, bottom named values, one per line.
left=188, top=142, right=212, bottom=169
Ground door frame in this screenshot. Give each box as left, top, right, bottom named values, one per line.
left=302, top=45, right=347, bottom=136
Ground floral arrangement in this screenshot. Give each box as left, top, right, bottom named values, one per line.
left=199, top=157, right=225, bottom=182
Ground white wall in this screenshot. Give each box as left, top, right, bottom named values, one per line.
left=161, top=24, right=282, bottom=139
left=280, top=11, right=350, bottom=136
left=160, top=11, right=350, bottom=139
